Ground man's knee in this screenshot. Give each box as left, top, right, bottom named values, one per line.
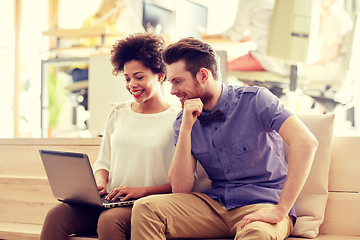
left=131, top=195, right=171, bottom=239
left=132, top=195, right=163, bottom=220
left=236, top=222, right=277, bottom=240
left=131, top=194, right=176, bottom=230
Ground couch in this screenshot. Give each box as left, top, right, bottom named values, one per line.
left=0, top=114, right=359, bottom=239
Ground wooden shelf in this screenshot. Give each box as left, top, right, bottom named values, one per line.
left=42, top=27, right=124, bottom=58
left=42, top=26, right=126, bottom=38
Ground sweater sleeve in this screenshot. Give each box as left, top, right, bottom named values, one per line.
left=92, top=102, right=128, bottom=173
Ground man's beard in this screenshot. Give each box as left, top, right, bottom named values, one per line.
left=185, top=88, right=213, bottom=110
left=179, top=78, right=213, bottom=108
left=199, top=91, right=213, bottom=109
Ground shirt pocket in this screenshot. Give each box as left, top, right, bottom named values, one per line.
left=230, top=137, right=262, bottom=171
left=231, top=137, right=258, bottom=155
left=192, top=141, right=217, bottom=174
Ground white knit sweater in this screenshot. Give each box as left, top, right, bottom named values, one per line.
left=93, top=101, right=180, bottom=191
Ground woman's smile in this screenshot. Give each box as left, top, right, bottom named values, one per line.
left=131, top=89, right=145, bottom=99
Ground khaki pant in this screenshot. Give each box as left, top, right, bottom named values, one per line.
left=131, top=193, right=293, bottom=240
left=39, top=203, right=132, bottom=240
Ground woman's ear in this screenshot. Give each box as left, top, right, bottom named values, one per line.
left=157, top=74, right=166, bottom=82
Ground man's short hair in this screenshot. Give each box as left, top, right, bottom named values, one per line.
left=162, top=37, right=220, bottom=81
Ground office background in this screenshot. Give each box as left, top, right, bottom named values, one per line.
left=1, top=0, right=359, bottom=138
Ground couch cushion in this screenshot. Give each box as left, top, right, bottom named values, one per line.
left=288, top=114, right=335, bottom=238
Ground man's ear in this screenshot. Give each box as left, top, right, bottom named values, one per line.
left=197, top=68, right=209, bottom=84
left=157, top=74, right=165, bottom=82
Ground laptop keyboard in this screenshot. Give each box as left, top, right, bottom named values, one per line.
left=101, top=195, right=124, bottom=204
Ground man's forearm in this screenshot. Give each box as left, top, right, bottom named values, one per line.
left=277, top=138, right=318, bottom=216
left=144, top=183, right=172, bottom=196
left=168, top=129, right=196, bottom=193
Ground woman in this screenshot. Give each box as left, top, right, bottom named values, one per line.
left=40, top=33, right=180, bottom=240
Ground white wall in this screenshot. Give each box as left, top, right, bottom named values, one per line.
left=88, top=54, right=132, bottom=136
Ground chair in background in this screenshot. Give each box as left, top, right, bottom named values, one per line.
left=302, top=12, right=360, bottom=115
left=228, top=0, right=321, bottom=96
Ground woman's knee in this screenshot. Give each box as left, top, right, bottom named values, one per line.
left=44, top=203, right=72, bottom=225
left=97, top=210, right=114, bottom=232
left=97, top=207, right=131, bottom=235
left=40, top=204, right=75, bottom=240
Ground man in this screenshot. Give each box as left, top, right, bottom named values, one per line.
left=131, top=38, right=318, bottom=240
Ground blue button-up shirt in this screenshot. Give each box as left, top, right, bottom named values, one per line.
left=173, top=84, right=295, bottom=217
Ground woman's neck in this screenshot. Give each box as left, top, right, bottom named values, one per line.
left=132, top=95, right=170, bottom=114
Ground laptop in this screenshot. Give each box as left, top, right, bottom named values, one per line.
left=39, top=149, right=136, bottom=208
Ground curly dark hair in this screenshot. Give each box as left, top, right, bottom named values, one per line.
left=162, top=37, right=220, bottom=81
left=110, top=33, right=166, bottom=76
